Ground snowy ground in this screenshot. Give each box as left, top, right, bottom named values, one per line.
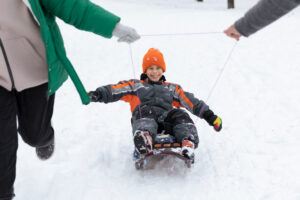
left=15, top=0, right=300, bottom=199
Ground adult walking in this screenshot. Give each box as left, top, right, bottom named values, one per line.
left=0, top=0, right=140, bottom=199
left=224, top=0, right=300, bottom=40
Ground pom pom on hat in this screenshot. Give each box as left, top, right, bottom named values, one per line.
left=142, top=48, right=166, bottom=73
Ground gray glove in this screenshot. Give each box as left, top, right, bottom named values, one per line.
left=112, top=23, right=140, bottom=43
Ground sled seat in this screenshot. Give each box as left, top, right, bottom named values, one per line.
left=153, top=142, right=181, bottom=149
left=134, top=133, right=194, bottom=170
left=153, top=134, right=181, bottom=149
left=134, top=134, right=193, bottom=170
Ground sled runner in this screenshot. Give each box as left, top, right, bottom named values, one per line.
left=133, top=133, right=194, bottom=170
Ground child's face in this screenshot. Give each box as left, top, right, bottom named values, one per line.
left=146, top=65, right=164, bottom=82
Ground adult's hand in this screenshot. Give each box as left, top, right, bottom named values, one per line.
left=112, top=23, right=140, bottom=43
left=224, top=24, right=242, bottom=41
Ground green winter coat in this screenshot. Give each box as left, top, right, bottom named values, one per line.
left=28, top=0, right=121, bottom=104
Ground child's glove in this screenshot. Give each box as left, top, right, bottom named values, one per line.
left=212, top=116, right=222, bottom=132
left=88, top=91, right=102, bottom=102
left=203, top=109, right=222, bottom=132
left=112, top=23, right=140, bottom=43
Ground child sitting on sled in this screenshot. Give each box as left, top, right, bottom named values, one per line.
left=88, top=48, right=222, bottom=159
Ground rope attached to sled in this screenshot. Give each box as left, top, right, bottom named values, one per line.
left=188, top=40, right=238, bottom=138
left=204, top=40, right=238, bottom=103
left=129, top=44, right=145, bottom=132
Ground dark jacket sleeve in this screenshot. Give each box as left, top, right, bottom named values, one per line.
left=95, top=79, right=139, bottom=103
left=173, top=84, right=207, bottom=117
left=235, top=0, right=300, bottom=37
left=40, top=0, right=120, bottom=38
left=173, top=84, right=217, bottom=125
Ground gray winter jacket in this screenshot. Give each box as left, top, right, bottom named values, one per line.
left=235, top=0, right=300, bottom=37
left=96, top=78, right=210, bottom=121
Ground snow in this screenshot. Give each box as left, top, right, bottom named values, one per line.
left=15, top=0, right=300, bottom=199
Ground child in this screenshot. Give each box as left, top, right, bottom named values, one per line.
left=88, top=48, right=222, bottom=159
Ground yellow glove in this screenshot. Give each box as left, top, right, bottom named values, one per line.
left=213, top=116, right=222, bottom=132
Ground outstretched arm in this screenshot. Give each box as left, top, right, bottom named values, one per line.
left=40, top=0, right=121, bottom=38
left=89, top=79, right=141, bottom=103
left=40, top=0, right=140, bottom=43
left=224, top=0, right=300, bottom=39
left=173, top=85, right=222, bottom=131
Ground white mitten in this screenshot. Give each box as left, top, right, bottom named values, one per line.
left=112, top=23, right=140, bottom=43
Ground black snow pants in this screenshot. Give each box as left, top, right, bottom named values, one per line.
left=0, top=83, right=55, bottom=200
left=132, top=106, right=199, bottom=148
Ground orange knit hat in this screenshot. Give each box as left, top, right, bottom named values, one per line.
left=142, top=48, right=166, bottom=73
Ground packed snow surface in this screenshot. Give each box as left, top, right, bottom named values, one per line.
left=15, top=0, right=300, bottom=199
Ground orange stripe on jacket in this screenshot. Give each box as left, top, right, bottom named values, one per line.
left=111, top=81, right=135, bottom=90
left=120, top=95, right=141, bottom=113
left=176, top=86, right=194, bottom=109
left=172, top=101, right=183, bottom=108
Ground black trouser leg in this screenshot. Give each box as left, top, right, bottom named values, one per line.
left=164, top=109, right=199, bottom=148
left=0, top=87, right=17, bottom=199
left=17, top=83, right=55, bottom=147
left=0, top=83, right=55, bottom=199
left=132, top=105, right=158, bottom=140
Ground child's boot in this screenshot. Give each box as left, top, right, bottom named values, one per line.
left=181, top=140, right=195, bottom=160
left=133, top=130, right=153, bottom=155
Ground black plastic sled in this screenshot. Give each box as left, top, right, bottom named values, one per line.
left=133, top=134, right=194, bottom=170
